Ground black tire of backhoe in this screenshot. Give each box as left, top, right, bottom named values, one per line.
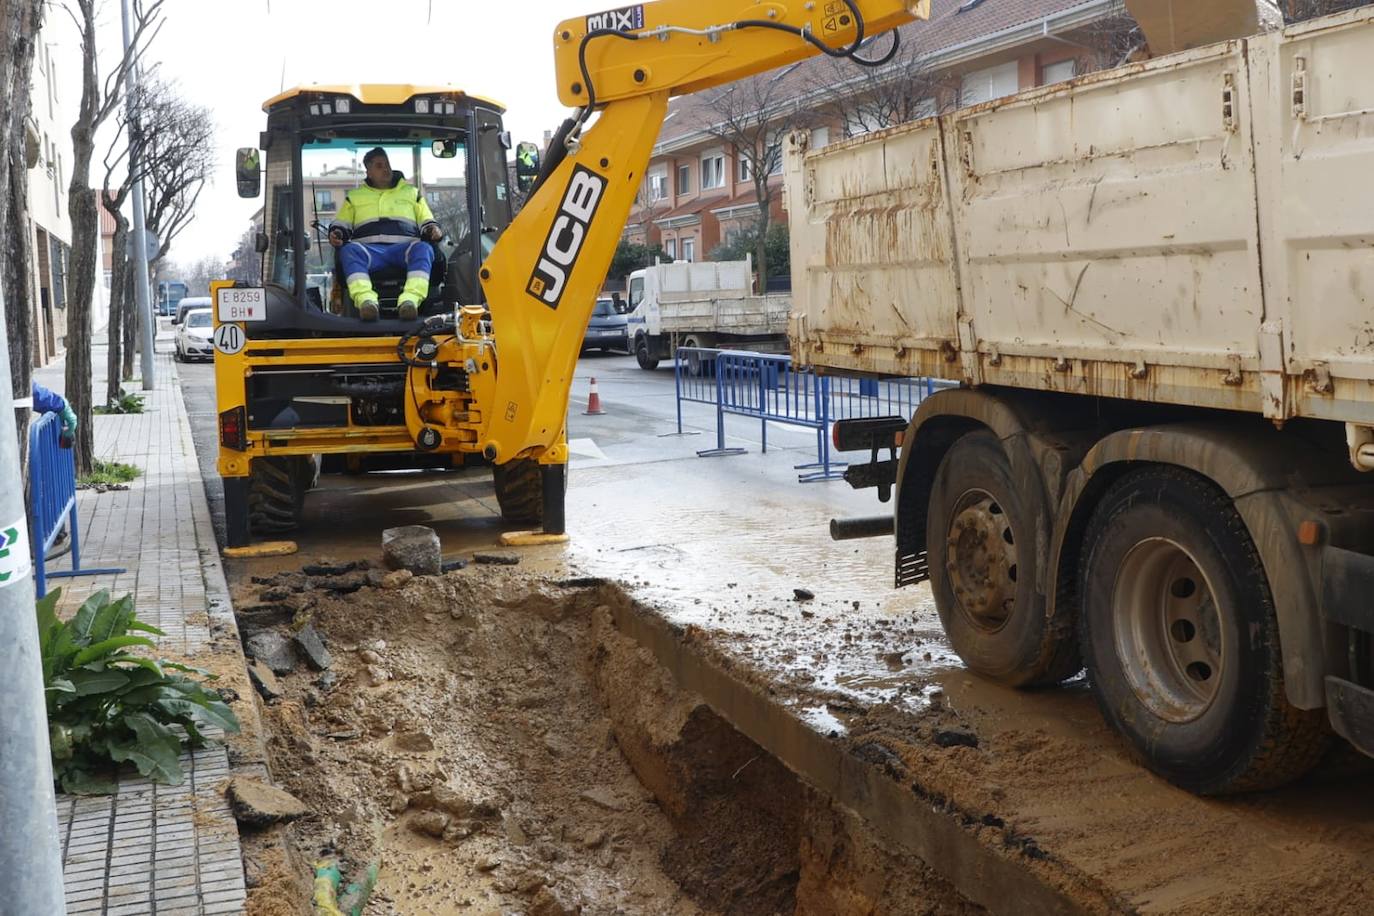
left=247, top=457, right=305, bottom=534
left=493, top=458, right=543, bottom=525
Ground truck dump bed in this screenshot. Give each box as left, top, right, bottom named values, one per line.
left=785, top=7, right=1374, bottom=425
left=639, top=260, right=790, bottom=339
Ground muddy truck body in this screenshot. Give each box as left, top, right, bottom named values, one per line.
left=790, top=7, right=1374, bottom=793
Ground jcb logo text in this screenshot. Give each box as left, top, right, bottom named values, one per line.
left=527, top=165, right=607, bottom=310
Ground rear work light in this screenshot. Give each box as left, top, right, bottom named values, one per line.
left=219, top=406, right=247, bottom=451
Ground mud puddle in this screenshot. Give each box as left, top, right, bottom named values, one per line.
left=234, top=562, right=977, bottom=915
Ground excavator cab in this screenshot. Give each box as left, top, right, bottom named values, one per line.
left=235, top=86, right=514, bottom=337
left=217, top=86, right=535, bottom=547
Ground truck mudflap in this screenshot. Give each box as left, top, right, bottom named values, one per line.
left=1320, top=544, right=1374, bottom=755
left=1326, top=677, right=1374, bottom=758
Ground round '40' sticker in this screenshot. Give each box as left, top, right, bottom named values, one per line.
left=213, top=323, right=246, bottom=355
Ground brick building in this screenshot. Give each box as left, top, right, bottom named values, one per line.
left=623, top=0, right=1135, bottom=266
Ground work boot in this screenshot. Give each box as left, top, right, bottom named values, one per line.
left=358, top=299, right=379, bottom=322
left=397, top=298, right=420, bottom=321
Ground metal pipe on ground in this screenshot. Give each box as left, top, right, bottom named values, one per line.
left=830, top=516, right=894, bottom=541
left=0, top=285, right=68, bottom=913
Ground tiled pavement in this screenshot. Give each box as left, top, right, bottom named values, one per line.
left=33, top=331, right=248, bottom=915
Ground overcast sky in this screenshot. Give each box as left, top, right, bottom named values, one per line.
left=113, top=0, right=586, bottom=267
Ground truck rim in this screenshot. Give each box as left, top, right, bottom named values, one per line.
left=1112, top=537, right=1224, bottom=723
left=944, top=489, right=1017, bottom=632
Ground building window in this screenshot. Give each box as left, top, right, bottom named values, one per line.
left=1042, top=59, right=1077, bottom=85
left=676, top=164, right=691, bottom=195
left=961, top=60, right=1019, bottom=107
left=315, top=189, right=334, bottom=211
left=810, top=127, right=830, bottom=149
left=701, top=153, right=725, bottom=190
left=738, top=156, right=752, bottom=183
left=681, top=238, right=695, bottom=262
left=664, top=238, right=676, bottom=259
left=649, top=170, right=668, bottom=201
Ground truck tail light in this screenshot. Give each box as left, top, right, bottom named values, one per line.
left=219, top=406, right=247, bottom=451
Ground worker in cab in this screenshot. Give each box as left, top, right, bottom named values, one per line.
left=328, top=147, right=443, bottom=321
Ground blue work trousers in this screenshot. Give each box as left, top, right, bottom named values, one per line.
left=340, top=239, right=434, bottom=305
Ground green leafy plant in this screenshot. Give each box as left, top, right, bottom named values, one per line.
left=37, top=589, right=240, bottom=794
left=77, top=460, right=141, bottom=488
left=94, top=389, right=146, bottom=415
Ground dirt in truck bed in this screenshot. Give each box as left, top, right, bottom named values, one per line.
left=234, top=557, right=1374, bottom=916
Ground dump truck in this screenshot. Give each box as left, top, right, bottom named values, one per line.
left=793, top=5, right=1374, bottom=794
left=212, top=1, right=929, bottom=548
left=625, top=258, right=790, bottom=370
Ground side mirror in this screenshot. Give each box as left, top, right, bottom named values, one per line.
left=235, top=148, right=261, bottom=198
left=431, top=139, right=459, bottom=159
left=254, top=232, right=269, bottom=254
left=515, top=141, right=541, bottom=193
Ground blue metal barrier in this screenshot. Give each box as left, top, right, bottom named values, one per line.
left=27, top=411, right=124, bottom=597
left=675, top=346, right=953, bottom=482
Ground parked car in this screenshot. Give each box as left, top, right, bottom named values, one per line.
left=173, top=296, right=212, bottom=326
left=174, top=308, right=214, bottom=362
left=581, top=297, right=629, bottom=354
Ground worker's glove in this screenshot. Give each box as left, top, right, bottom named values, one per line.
left=423, top=224, right=443, bottom=242
left=328, top=228, right=347, bottom=248
left=59, top=404, right=77, bottom=448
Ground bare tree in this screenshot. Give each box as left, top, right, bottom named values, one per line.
left=226, top=224, right=263, bottom=286
left=695, top=72, right=815, bottom=285
left=2, top=0, right=46, bottom=466
left=1284, top=0, right=1370, bottom=18
left=813, top=30, right=954, bottom=137
left=100, top=73, right=209, bottom=398
left=64, top=0, right=162, bottom=474
left=164, top=255, right=224, bottom=297
left=141, top=81, right=212, bottom=273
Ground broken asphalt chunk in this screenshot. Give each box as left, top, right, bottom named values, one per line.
left=293, top=623, right=332, bottom=670
left=227, top=776, right=308, bottom=827
left=383, top=525, right=442, bottom=576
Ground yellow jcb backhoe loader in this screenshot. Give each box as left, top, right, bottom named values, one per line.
left=213, top=0, right=929, bottom=548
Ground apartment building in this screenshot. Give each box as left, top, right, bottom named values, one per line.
left=624, top=0, right=1135, bottom=264
left=25, top=27, right=86, bottom=366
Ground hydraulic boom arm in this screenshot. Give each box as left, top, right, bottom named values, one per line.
left=474, top=0, right=929, bottom=467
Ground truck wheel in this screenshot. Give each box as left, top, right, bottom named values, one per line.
left=247, top=456, right=308, bottom=534
left=493, top=458, right=543, bottom=524
left=635, top=337, right=659, bottom=370
left=926, top=430, right=1077, bottom=686
left=1078, top=467, right=1328, bottom=794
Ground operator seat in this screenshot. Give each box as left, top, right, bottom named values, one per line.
left=331, top=239, right=449, bottom=320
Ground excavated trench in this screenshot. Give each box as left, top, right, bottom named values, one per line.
left=235, top=565, right=981, bottom=916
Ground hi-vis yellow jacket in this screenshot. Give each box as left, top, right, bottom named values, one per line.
left=331, top=176, right=438, bottom=244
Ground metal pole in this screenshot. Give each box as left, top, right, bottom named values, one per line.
left=0, top=285, right=68, bottom=913
left=121, top=0, right=156, bottom=391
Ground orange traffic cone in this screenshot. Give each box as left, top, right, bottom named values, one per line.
left=584, top=377, right=606, bottom=415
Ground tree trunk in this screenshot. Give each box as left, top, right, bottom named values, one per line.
left=65, top=186, right=97, bottom=475
left=753, top=172, right=772, bottom=290
left=121, top=266, right=135, bottom=382
left=105, top=219, right=127, bottom=404
left=1, top=0, right=45, bottom=468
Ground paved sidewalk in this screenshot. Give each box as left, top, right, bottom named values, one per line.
left=33, top=331, right=248, bottom=915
